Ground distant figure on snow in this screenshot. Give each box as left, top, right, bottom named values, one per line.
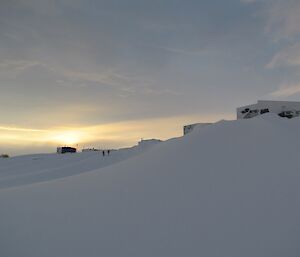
left=107, top=150, right=110, bottom=156
left=102, top=150, right=105, bottom=156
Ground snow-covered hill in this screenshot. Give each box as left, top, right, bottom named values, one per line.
left=0, top=140, right=161, bottom=189
left=1, top=114, right=300, bottom=257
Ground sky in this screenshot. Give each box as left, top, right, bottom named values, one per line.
left=1, top=0, right=300, bottom=155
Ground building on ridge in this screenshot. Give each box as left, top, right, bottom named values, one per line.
left=57, top=146, right=77, bottom=154
left=183, top=123, right=212, bottom=135
left=237, top=100, right=300, bottom=119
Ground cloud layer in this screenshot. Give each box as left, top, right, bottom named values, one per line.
left=1, top=0, right=300, bottom=154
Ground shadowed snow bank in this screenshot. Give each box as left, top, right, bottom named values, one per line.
left=0, top=114, right=300, bottom=257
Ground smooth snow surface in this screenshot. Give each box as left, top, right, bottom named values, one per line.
left=1, top=114, right=300, bottom=257
left=0, top=141, right=160, bottom=189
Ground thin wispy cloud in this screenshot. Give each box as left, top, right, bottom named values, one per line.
left=266, top=43, right=300, bottom=68
left=270, top=83, right=300, bottom=98
left=240, top=0, right=258, bottom=4
left=265, top=0, right=300, bottom=39
left=0, top=59, right=40, bottom=72
left=1, top=0, right=300, bottom=154
left=0, top=126, right=45, bottom=133
left=154, top=46, right=208, bottom=56
left=61, top=69, right=130, bottom=87
left=242, top=0, right=300, bottom=39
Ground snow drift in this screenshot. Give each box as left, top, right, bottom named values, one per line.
left=0, top=114, right=300, bottom=257
left=0, top=139, right=161, bottom=189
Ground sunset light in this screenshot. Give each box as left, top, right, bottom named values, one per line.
left=1, top=1, right=300, bottom=256
left=50, top=130, right=84, bottom=145
left=0, top=113, right=233, bottom=155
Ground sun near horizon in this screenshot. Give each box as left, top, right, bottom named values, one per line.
left=0, top=113, right=234, bottom=156
left=1, top=0, right=300, bottom=156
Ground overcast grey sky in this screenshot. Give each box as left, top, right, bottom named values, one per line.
left=1, top=0, right=300, bottom=155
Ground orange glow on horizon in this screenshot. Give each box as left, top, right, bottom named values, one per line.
left=0, top=112, right=235, bottom=153
left=49, top=131, right=84, bottom=145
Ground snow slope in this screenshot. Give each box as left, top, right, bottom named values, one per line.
left=0, top=140, right=160, bottom=189
left=0, top=114, right=300, bottom=257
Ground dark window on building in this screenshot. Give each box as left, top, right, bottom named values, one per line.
left=260, top=108, right=269, bottom=114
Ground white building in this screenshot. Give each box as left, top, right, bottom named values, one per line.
left=237, top=100, right=300, bottom=119
left=183, top=123, right=212, bottom=135
left=138, top=139, right=162, bottom=148
left=82, top=148, right=100, bottom=152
